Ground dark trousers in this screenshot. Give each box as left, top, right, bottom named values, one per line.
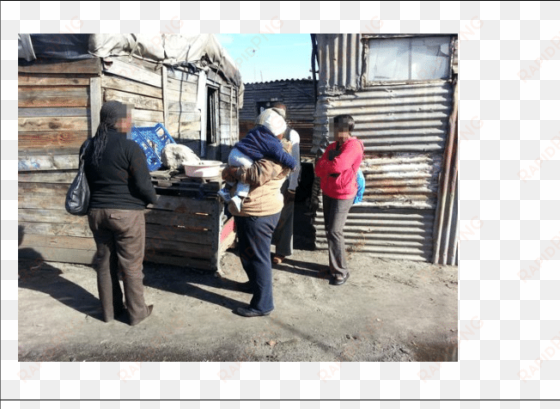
left=87, top=209, right=150, bottom=324
left=272, top=179, right=294, bottom=257
left=235, top=212, right=281, bottom=313
left=322, top=194, right=354, bottom=279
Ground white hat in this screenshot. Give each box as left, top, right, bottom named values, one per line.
left=256, top=108, right=287, bottom=136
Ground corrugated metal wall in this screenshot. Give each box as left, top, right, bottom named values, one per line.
left=311, top=34, right=457, bottom=264
left=239, top=79, right=316, bottom=155
left=311, top=82, right=453, bottom=154
left=316, top=34, right=362, bottom=94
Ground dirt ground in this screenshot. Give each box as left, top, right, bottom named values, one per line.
left=18, top=243, right=458, bottom=363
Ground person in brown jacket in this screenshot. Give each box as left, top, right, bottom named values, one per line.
left=222, top=110, right=292, bottom=317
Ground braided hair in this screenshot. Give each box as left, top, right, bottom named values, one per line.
left=86, top=101, right=130, bottom=169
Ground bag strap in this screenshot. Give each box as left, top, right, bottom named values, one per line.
left=79, top=139, right=92, bottom=164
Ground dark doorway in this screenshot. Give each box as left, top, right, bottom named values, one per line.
left=206, top=87, right=218, bottom=146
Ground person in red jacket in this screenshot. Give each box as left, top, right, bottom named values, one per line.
left=315, top=115, right=364, bottom=285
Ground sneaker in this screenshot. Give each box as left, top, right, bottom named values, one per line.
left=218, top=188, right=232, bottom=203
left=231, top=196, right=243, bottom=213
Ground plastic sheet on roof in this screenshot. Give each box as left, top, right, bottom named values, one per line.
left=89, top=33, right=242, bottom=88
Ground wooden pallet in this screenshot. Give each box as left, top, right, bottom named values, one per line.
left=150, top=170, right=223, bottom=198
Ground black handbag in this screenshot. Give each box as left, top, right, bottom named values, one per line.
left=65, top=139, right=91, bottom=216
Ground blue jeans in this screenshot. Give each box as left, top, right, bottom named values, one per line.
left=235, top=212, right=281, bottom=313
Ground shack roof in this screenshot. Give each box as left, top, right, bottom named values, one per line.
left=18, top=33, right=243, bottom=90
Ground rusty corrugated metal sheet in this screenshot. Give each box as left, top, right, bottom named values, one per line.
left=312, top=81, right=453, bottom=155
left=314, top=206, right=434, bottom=262
left=432, top=80, right=459, bottom=265
left=316, top=34, right=362, bottom=94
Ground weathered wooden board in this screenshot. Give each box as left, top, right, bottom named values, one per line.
left=132, top=109, right=164, bottom=124
left=18, top=209, right=79, bottom=224
left=90, top=77, right=102, bottom=135
left=167, top=112, right=201, bottom=135
left=19, top=222, right=92, bottom=238
left=18, top=108, right=90, bottom=117
left=19, top=182, right=70, bottom=196
left=166, top=69, right=198, bottom=84
left=105, top=89, right=163, bottom=111
left=147, top=225, right=212, bottom=245
left=18, top=220, right=214, bottom=246
left=173, top=131, right=200, bottom=141
left=20, top=234, right=96, bottom=251
left=167, top=101, right=197, bottom=113
left=167, top=88, right=197, bottom=104
left=18, top=170, right=77, bottom=184
left=18, top=87, right=90, bottom=108
left=162, top=66, right=169, bottom=129
left=18, top=59, right=102, bottom=74
left=219, top=93, right=232, bottom=104
left=145, top=238, right=213, bottom=259
left=102, top=75, right=162, bottom=99
left=18, top=117, right=90, bottom=132
left=18, top=155, right=79, bottom=171
left=19, top=246, right=96, bottom=265
left=145, top=210, right=213, bottom=230
left=18, top=74, right=92, bottom=86
left=148, top=195, right=217, bottom=215
left=144, top=252, right=213, bottom=270
left=168, top=112, right=201, bottom=123
left=166, top=78, right=198, bottom=94
left=18, top=131, right=88, bottom=153
left=18, top=194, right=67, bottom=210
left=103, top=59, right=161, bottom=88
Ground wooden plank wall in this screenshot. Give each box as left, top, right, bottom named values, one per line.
left=18, top=57, right=238, bottom=271
left=18, top=170, right=220, bottom=270
left=18, top=74, right=97, bottom=156
left=103, top=58, right=240, bottom=161
left=18, top=170, right=97, bottom=264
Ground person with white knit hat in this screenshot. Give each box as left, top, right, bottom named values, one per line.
left=218, top=108, right=296, bottom=212
left=219, top=108, right=297, bottom=317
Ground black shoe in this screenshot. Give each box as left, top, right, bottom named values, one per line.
left=234, top=307, right=272, bottom=317
left=330, top=273, right=349, bottom=286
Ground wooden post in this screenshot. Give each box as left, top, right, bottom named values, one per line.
left=89, top=77, right=102, bottom=138
left=229, top=86, right=233, bottom=147
left=161, top=66, right=169, bottom=129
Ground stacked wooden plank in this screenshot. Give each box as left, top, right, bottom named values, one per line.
left=145, top=170, right=227, bottom=270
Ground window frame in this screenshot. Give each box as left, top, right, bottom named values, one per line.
left=361, top=34, right=455, bottom=87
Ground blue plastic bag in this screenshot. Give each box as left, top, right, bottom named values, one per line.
left=353, top=169, right=365, bottom=205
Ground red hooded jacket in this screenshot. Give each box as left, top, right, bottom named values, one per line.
left=315, top=137, right=364, bottom=200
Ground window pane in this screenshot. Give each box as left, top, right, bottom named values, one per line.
left=367, top=36, right=450, bottom=81
left=410, top=37, right=450, bottom=80
left=367, top=38, right=411, bottom=81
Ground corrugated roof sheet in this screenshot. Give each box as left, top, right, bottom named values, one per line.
left=245, top=78, right=314, bottom=85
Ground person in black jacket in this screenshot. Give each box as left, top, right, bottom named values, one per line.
left=81, top=101, right=158, bottom=326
